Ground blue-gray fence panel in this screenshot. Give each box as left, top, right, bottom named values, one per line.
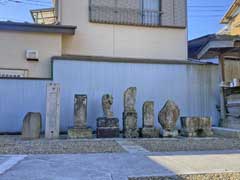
left=0, top=60, right=219, bottom=133
left=0, top=80, right=49, bottom=132
left=53, top=60, right=219, bottom=131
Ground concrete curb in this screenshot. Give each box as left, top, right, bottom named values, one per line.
left=212, top=127, right=240, bottom=138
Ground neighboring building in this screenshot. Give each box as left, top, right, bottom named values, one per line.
left=219, top=0, right=240, bottom=35
left=0, top=0, right=187, bottom=79
left=31, top=8, right=57, bottom=25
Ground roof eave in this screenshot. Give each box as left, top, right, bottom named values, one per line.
left=0, top=21, right=76, bottom=35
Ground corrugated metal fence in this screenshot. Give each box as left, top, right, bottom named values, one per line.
left=0, top=60, right=219, bottom=133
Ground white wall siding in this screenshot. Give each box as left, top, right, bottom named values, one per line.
left=0, top=60, right=219, bottom=132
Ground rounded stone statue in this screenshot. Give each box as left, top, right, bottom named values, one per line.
left=102, top=94, right=114, bottom=118
left=97, top=94, right=120, bottom=138
left=158, top=100, right=180, bottom=137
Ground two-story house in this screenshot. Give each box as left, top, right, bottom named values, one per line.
left=0, top=0, right=187, bottom=78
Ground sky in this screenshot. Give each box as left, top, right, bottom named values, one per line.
left=0, top=0, right=234, bottom=40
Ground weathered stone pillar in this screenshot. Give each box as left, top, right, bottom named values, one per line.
left=45, top=83, right=60, bottom=139
left=96, top=94, right=120, bottom=138
left=141, top=101, right=159, bottom=138
left=22, top=112, right=42, bottom=140
left=68, top=95, right=92, bottom=138
left=123, top=87, right=139, bottom=138
left=158, top=100, right=180, bottom=137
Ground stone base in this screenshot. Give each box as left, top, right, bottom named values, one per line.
left=68, top=128, right=92, bottom=139
left=96, top=127, right=120, bottom=138
left=161, top=129, right=178, bottom=137
left=97, top=117, right=119, bottom=127
left=141, top=128, right=160, bottom=138
left=181, top=129, right=213, bottom=137
left=123, top=129, right=139, bottom=138
left=96, top=117, right=120, bottom=138
left=123, top=111, right=137, bottom=130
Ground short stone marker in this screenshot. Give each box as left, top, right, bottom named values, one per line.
left=45, top=83, right=60, bottom=139
left=68, top=95, right=92, bottom=138
left=158, top=100, right=180, bottom=137
left=22, top=112, right=42, bottom=140
left=181, top=117, right=213, bottom=137
left=141, top=101, right=159, bottom=138
left=96, top=94, right=120, bottom=138
left=123, top=87, right=139, bottom=138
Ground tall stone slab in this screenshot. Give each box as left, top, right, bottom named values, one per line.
left=123, top=87, right=139, bottom=138
left=158, top=100, right=180, bottom=137
left=45, top=83, right=60, bottom=139
left=22, top=112, right=42, bottom=140
left=96, top=94, right=120, bottom=138
left=68, top=95, right=92, bottom=138
left=141, top=101, right=159, bottom=138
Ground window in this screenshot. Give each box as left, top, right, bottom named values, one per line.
left=89, top=0, right=186, bottom=28
left=89, top=0, right=162, bottom=26
left=142, top=0, right=161, bottom=25
left=0, top=69, right=28, bottom=78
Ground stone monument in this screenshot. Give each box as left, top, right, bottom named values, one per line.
left=181, top=117, right=213, bottom=137
left=22, top=112, right=42, bottom=140
left=123, top=87, right=139, bottom=138
left=96, top=94, right=120, bottom=138
left=158, top=100, right=180, bottom=137
left=68, top=95, right=92, bottom=138
left=45, top=83, right=60, bottom=139
left=141, top=101, right=159, bottom=138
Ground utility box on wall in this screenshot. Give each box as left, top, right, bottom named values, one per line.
left=26, top=50, right=39, bottom=61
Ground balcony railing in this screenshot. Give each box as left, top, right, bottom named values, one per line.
left=89, top=3, right=162, bottom=27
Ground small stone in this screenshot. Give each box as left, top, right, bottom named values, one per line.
left=142, top=101, right=154, bottom=128
left=96, top=94, right=120, bottom=138
left=141, top=101, right=159, bottom=138
left=22, top=112, right=42, bottom=140
left=102, top=94, right=114, bottom=118
left=141, top=128, right=160, bottom=138
left=68, top=128, right=92, bottom=139
left=158, top=100, right=180, bottom=137
left=124, top=87, right=137, bottom=112
left=123, top=87, right=139, bottom=138
left=96, top=127, right=120, bottom=138
left=68, top=95, right=93, bottom=139
left=181, top=117, right=213, bottom=137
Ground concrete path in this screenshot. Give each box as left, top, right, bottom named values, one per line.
left=1, top=150, right=240, bottom=180
left=116, top=140, right=149, bottom=154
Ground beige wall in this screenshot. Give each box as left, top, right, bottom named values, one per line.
left=60, top=0, right=188, bottom=61
left=0, top=31, right=62, bottom=78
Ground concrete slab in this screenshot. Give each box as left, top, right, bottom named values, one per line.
left=213, top=127, right=240, bottom=138
left=0, top=155, right=26, bottom=175
left=1, top=151, right=240, bottom=180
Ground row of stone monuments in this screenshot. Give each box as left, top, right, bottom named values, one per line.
left=22, top=84, right=213, bottom=140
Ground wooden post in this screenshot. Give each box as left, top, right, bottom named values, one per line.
left=219, top=54, right=226, bottom=126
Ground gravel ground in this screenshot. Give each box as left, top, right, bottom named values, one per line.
left=0, top=135, right=125, bottom=154
left=132, top=137, right=240, bottom=152
left=129, top=172, right=240, bottom=180
left=0, top=136, right=240, bottom=154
